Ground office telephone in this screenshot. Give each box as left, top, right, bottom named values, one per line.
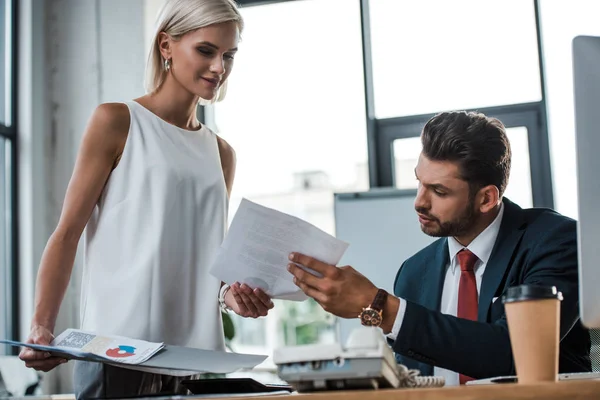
left=273, top=327, right=445, bottom=392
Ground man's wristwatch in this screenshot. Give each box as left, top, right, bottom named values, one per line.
left=358, top=289, right=388, bottom=327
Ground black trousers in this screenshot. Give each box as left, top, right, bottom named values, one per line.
left=72, top=361, right=200, bottom=399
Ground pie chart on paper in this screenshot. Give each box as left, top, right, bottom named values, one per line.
left=106, top=345, right=136, bottom=358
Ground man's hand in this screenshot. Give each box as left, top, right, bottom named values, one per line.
left=225, top=282, right=274, bottom=318
left=287, top=252, right=379, bottom=318
left=19, top=325, right=68, bottom=372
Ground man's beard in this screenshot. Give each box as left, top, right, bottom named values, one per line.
left=416, top=199, right=480, bottom=238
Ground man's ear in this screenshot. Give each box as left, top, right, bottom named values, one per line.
left=157, top=32, right=172, bottom=60
left=476, top=185, right=500, bottom=213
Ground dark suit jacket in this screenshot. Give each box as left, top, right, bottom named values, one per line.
left=390, top=198, right=591, bottom=379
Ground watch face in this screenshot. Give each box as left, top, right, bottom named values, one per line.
left=360, top=308, right=382, bottom=327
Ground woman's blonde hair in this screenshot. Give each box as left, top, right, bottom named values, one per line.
left=145, top=0, right=244, bottom=104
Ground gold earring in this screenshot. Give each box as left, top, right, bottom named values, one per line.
left=164, top=58, right=171, bottom=71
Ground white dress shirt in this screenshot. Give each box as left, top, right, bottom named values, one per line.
left=387, top=203, right=505, bottom=386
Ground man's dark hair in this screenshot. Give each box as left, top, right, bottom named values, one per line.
left=421, top=111, right=511, bottom=196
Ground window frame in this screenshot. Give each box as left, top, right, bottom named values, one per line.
left=1, top=0, right=19, bottom=352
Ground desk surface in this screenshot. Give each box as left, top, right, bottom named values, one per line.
left=200, top=380, right=600, bottom=400
left=32, top=379, right=600, bottom=400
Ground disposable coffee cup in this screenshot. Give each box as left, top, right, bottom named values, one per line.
left=503, top=285, right=563, bottom=384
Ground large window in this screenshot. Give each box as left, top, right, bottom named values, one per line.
left=539, top=0, right=600, bottom=218
left=207, top=0, right=558, bottom=365
left=212, top=0, right=368, bottom=360
left=0, top=0, right=17, bottom=353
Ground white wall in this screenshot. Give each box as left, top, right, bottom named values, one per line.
left=18, top=0, right=146, bottom=393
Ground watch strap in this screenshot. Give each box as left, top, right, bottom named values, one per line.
left=370, top=289, right=388, bottom=312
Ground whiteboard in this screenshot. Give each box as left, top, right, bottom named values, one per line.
left=333, top=188, right=436, bottom=343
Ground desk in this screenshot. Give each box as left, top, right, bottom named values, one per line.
left=26, top=380, right=600, bottom=399
left=201, top=380, right=600, bottom=400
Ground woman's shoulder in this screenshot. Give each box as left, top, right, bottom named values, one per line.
left=87, top=102, right=131, bottom=140
left=84, top=103, right=131, bottom=154
left=90, top=102, right=131, bottom=132
left=215, top=135, right=236, bottom=164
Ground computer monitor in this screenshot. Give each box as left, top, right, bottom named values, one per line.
left=573, top=35, right=600, bottom=329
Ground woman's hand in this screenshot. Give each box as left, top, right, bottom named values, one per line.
left=19, top=325, right=68, bottom=372
left=225, top=282, right=274, bottom=318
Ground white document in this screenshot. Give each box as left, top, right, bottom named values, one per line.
left=51, top=329, right=164, bottom=364
left=210, top=198, right=349, bottom=300
left=8, top=328, right=165, bottom=365
left=1, top=330, right=267, bottom=375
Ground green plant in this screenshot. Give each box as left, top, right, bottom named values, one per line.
left=222, top=311, right=236, bottom=342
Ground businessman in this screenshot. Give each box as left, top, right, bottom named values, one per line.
left=288, top=111, right=591, bottom=385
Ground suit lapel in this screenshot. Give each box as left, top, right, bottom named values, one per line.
left=421, top=239, right=449, bottom=311
left=478, top=198, right=526, bottom=321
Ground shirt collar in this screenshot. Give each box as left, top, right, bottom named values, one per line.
left=448, top=202, right=505, bottom=274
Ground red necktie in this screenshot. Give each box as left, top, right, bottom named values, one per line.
left=457, top=249, right=479, bottom=385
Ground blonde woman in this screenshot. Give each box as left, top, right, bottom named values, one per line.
left=19, top=0, right=273, bottom=397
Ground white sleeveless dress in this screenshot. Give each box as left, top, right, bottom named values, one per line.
left=80, top=101, right=227, bottom=353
